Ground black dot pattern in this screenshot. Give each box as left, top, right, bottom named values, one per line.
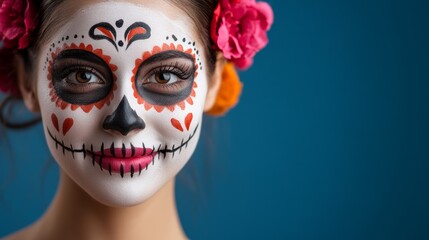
left=43, top=34, right=86, bottom=70
left=163, top=34, right=204, bottom=73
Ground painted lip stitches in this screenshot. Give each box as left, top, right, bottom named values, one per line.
left=92, top=145, right=156, bottom=177
left=46, top=124, right=199, bottom=178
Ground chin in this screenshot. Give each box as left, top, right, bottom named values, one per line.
left=46, top=127, right=201, bottom=207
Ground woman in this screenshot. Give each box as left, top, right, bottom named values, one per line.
left=0, top=0, right=273, bottom=239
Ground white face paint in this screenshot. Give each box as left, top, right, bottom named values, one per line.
left=36, top=2, right=208, bottom=206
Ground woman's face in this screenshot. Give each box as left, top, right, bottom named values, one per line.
left=35, top=1, right=209, bottom=206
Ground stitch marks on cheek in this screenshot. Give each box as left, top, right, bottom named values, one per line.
left=131, top=43, right=199, bottom=113
left=47, top=43, right=118, bottom=113
left=46, top=123, right=200, bottom=178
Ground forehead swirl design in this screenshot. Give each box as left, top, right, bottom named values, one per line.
left=89, top=20, right=151, bottom=51
left=124, top=22, right=151, bottom=49
left=89, top=22, right=118, bottom=50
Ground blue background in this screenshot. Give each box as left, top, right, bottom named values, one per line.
left=1, top=0, right=429, bottom=239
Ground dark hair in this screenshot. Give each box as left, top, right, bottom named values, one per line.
left=169, top=0, right=219, bottom=75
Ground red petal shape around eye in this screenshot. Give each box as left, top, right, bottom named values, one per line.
left=154, top=105, right=164, bottom=113
left=131, top=43, right=199, bottom=113
left=171, top=118, right=184, bottom=132
left=47, top=43, right=117, bottom=113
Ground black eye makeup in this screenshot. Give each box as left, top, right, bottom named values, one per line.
left=52, top=49, right=114, bottom=105
left=134, top=50, right=195, bottom=106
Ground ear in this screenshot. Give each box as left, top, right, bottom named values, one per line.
left=204, top=52, right=226, bottom=111
left=15, top=54, right=40, bottom=113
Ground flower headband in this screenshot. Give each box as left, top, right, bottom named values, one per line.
left=0, top=0, right=273, bottom=114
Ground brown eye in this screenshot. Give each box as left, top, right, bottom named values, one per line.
left=155, top=72, right=173, bottom=84
left=75, top=70, right=94, bottom=83
left=152, top=72, right=177, bottom=84
left=52, top=49, right=114, bottom=105
left=67, top=70, right=102, bottom=84
left=134, top=50, right=196, bottom=106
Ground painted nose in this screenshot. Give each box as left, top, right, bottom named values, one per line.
left=103, top=96, right=145, bottom=136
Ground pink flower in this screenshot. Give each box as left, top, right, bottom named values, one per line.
left=0, top=0, right=37, bottom=49
left=211, top=0, right=274, bottom=69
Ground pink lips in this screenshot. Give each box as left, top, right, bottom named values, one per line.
left=90, top=147, right=156, bottom=175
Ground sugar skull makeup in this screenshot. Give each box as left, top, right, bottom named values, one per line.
left=36, top=2, right=208, bottom=206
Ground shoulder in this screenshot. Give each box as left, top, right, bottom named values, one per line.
left=3, top=225, right=38, bottom=240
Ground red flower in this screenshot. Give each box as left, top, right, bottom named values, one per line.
left=211, top=0, right=273, bottom=69
left=0, top=0, right=37, bottom=49
left=0, top=0, right=37, bottom=95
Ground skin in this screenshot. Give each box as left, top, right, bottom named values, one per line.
left=7, top=0, right=225, bottom=239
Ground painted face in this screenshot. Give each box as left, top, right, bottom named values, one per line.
left=36, top=2, right=208, bottom=206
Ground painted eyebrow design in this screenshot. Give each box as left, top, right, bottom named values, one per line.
left=55, top=49, right=107, bottom=66
left=138, top=50, right=194, bottom=69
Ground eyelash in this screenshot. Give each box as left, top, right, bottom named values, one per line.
left=54, top=60, right=104, bottom=83
left=53, top=59, right=194, bottom=92
left=146, top=61, right=194, bottom=82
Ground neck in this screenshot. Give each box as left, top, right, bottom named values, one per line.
left=31, top=171, right=187, bottom=240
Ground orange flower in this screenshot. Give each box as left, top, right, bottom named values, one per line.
left=206, top=62, right=243, bottom=116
